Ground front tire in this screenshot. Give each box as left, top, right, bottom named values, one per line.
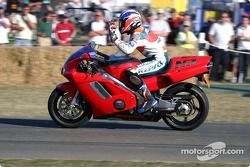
left=48, top=88, right=92, bottom=128
left=161, top=83, right=209, bottom=130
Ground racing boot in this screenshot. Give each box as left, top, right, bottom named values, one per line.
left=137, top=84, right=158, bottom=113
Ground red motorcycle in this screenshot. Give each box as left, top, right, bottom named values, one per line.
left=48, top=42, right=212, bottom=130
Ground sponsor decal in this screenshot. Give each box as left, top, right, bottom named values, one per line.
left=137, top=61, right=164, bottom=74
left=175, top=59, right=197, bottom=69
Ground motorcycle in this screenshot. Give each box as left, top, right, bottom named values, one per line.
left=48, top=42, right=212, bottom=130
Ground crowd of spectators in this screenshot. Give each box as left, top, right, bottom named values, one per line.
left=206, top=12, right=250, bottom=84
left=0, top=0, right=249, bottom=83
left=143, top=8, right=249, bottom=84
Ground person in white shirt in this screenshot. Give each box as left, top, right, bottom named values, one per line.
left=150, top=9, right=171, bottom=47
left=209, top=12, right=234, bottom=81
left=88, top=10, right=109, bottom=45
left=237, top=14, right=250, bottom=83
left=10, top=5, right=37, bottom=46
left=0, top=7, right=10, bottom=45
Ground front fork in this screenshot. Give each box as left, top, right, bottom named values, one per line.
left=69, top=91, right=80, bottom=107
left=56, top=82, right=79, bottom=106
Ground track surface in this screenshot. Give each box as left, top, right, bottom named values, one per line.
left=0, top=118, right=249, bottom=163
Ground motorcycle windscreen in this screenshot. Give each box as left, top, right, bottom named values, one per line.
left=64, top=46, right=96, bottom=65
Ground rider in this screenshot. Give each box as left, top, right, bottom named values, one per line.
left=109, top=9, right=168, bottom=113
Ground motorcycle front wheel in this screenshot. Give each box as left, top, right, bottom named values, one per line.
left=48, top=88, right=92, bottom=128
left=161, top=82, right=209, bottom=130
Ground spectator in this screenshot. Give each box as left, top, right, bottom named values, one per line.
left=0, top=6, right=10, bottom=45
left=209, top=12, right=234, bottom=81
left=142, top=8, right=153, bottom=29
left=201, top=18, right=215, bottom=56
left=66, top=0, right=82, bottom=23
left=175, top=21, right=197, bottom=49
left=201, top=17, right=215, bottom=42
left=87, top=10, right=108, bottom=45
left=179, top=12, right=193, bottom=32
left=10, top=5, right=37, bottom=46
left=99, top=0, right=113, bottom=21
left=167, top=8, right=183, bottom=44
left=51, top=12, right=58, bottom=46
left=0, top=0, right=6, bottom=9
left=29, top=2, right=42, bottom=19
left=236, top=14, right=250, bottom=83
left=29, top=2, right=53, bottom=19
left=150, top=9, right=171, bottom=47
left=54, top=14, right=76, bottom=46
left=37, top=11, right=53, bottom=46
left=6, top=0, right=19, bottom=14
left=67, top=0, right=81, bottom=11
left=179, top=11, right=185, bottom=20
left=55, top=2, right=66, bottom=15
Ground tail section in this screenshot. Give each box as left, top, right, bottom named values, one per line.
left=162, top=56, right=212, bottom=83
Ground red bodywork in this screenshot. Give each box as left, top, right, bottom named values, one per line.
left=57, top=46, right=212, bottom=118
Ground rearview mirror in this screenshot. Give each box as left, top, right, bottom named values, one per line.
left=89, top=41, right=99, bottom=51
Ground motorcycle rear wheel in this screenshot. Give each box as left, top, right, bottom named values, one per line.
left=161, top=82, right=209, bottom=130
left=48, top=88, right=92, bottom=128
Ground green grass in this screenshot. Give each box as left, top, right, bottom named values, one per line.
left=0, top=85, right=52, bottom=119
left=0, top=85, right=249, bottom=123
left=0, top=160, right=248, bottom=167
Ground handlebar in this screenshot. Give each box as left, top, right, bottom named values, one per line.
left=88, top=41, right=110, bottom=59
left=96, top=50, right=109, bottom=59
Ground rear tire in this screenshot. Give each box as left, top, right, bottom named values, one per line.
left=48, top=88, right=92, bottom=128
left=161, top=83, right=209, bottom=130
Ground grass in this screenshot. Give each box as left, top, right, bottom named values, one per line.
left=0, top=160, right=248, bottom=167
left=0, top=85, right=52, bottom=119
left=0, top=85, right=249, bottom=123
left=205, top=90, right=250, bottom=123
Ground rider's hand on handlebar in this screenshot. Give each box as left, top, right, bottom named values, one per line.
left=109, top=20, right=116, bottom=31
left=108, top=21, right=120, bottom=42
left=109, top=24, right=117, bottom=34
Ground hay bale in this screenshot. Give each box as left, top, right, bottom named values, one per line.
left=27, top=46, right=79, bottom=85
left=0, top=46, right=198, bottom=86
left=0, top=46, right=30, bottom=84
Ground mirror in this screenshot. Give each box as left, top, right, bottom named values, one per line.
left=89, top=41, right=99, bottom=51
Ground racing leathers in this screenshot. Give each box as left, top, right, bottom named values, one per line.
left=111, top=27, right=168, bottom=113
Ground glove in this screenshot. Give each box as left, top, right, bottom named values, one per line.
left=109, top=21, right=120, bottom=42
left=109, top=26, right=118, bottom=42
left=109, top=24, right=117, bottom=34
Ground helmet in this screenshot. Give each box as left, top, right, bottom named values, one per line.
left=119, top=9, right=142, bottom=34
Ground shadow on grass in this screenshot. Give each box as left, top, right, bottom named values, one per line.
left=0, top=118, right=170, bottom=130
left=209, top=86, right=250, bottom=94
left=242, top=93, right=250, bottom=97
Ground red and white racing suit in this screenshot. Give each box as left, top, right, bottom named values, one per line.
left=111, top=27, right=168, bottom=113
left=113, top=27, right=168, bottom=76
